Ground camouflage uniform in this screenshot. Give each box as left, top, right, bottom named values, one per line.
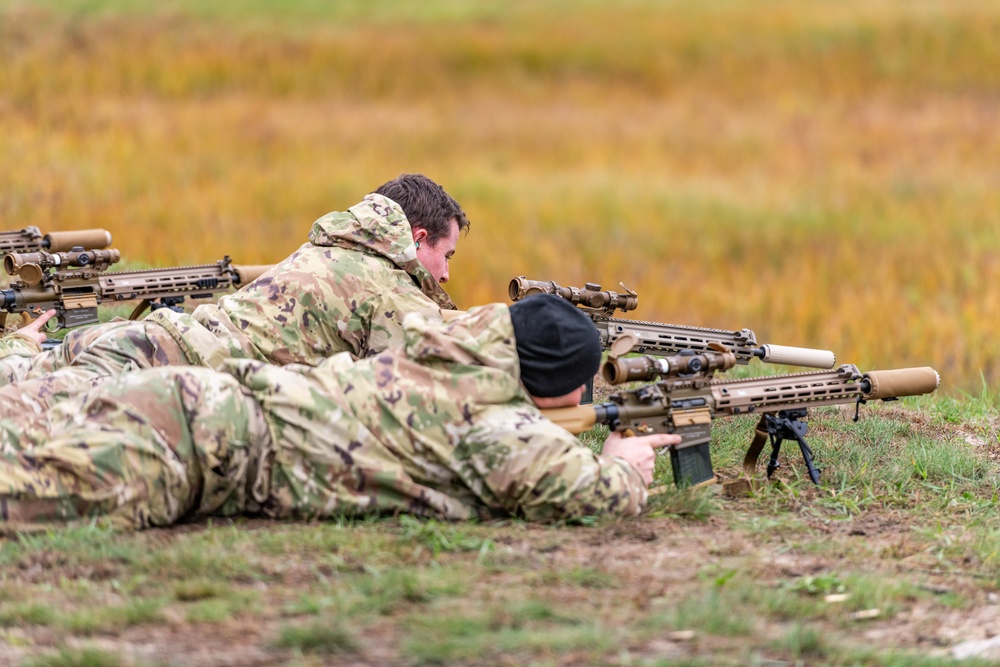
left=0, top=332, right=40, bottom=359
left=0, top=194, right=453, bottom=414
left=0, top=305, right=647, bottom=529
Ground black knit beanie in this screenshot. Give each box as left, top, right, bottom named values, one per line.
left=509, top=294, right=602, bottom=398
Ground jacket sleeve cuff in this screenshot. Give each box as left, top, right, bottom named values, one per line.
left=0, top=333, right=44, bottom=359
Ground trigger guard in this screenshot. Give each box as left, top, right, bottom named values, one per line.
left=43, top=314, right=64, bottom=333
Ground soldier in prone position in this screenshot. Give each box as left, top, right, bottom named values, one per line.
left=0, top=173, right=468, bottom=415
left=0, top=295, right=678, bottom=529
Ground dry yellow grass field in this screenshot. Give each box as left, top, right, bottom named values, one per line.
left=0, top=0, right=997, bottom=393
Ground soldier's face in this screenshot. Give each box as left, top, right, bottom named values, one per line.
left=414, top=218, right=460, bottom=284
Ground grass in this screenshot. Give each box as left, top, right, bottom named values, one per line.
left=271, top=620, right=358, bottom=656
left=402, top=611, right=611, bottom=665
left=20, top=648, right=126, bottom=667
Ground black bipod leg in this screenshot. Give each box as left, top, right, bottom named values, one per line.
left=788, top=423, right=820, bottom=484
left=765, top=432, right=783, bottom=479
left=764, top=411, right=821, bottom=485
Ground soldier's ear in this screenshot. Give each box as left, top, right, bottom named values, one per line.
left=412, top=227, right=429, bottom=246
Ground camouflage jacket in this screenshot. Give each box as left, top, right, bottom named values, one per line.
left=231, top=303, right=648, bottom=522
left=0, top=193, right=454, bottom=367
left=168, top=193, right=455, bottom=367
left=0, top=333, right=41, bottom=360
left=0, top=305, right=646, bottom=528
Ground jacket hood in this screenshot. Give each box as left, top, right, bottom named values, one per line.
left=402, top=303, right=520, bottom=381
left=308, top=193, right=455, bottom=309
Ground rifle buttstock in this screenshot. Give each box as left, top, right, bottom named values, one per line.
left=540, top=405, right=599, bottom=435
left=233, top=264, right=272, bottom=285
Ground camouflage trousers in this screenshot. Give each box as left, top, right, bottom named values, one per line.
left=0, top=367, right=270, bottom=530
left=0, top=319, right=191, bottom=418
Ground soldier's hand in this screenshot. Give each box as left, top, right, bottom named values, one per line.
left=16, top=309, right=57, bottom=344
left=601, top=431, right=680, bottom=486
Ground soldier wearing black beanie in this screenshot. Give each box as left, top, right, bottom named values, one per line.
left=509, top=294, right=602, bottom=398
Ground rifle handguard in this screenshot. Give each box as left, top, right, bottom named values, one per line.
left=863, top=367, right=940, bottom=400
left=43, top=229, right=113, bottom=252
left=757, top=344, right=836, bottom=369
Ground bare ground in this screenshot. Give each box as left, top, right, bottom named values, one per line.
left=2, top=501, right=998, bottom=667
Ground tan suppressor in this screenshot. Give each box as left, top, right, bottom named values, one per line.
left=0, top=227, right=113, bottom=254
left=863, top=367, right=941, bottom=400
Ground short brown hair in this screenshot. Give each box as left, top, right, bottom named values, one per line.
left=373, top=173, right=470, bottom=244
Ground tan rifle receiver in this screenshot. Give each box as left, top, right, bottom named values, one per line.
left=510, top=276, right=836, bottom=369
left=1, top=251, right=271, bottom=331
left=542, top=361, right=940, bottom=489
left=0, top=226, right=113, bottom=254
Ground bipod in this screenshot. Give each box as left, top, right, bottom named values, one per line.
left=151, top=296, right=187, bottom=313
left=764, top=408, right=821, bottom=484
left=132, top=296, right=187, bottom=320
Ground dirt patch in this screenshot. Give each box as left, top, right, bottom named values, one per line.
left=1, top=508, right=997, bottom=666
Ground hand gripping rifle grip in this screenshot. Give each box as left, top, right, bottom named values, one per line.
left=863, top=367, right=941, bottom=400
left=758, top=344, right=836, bottom=369
left=43, top=229, right=113, bottom=252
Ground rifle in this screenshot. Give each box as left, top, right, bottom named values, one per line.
left=0, top=226, right=113, bottom=254
left=542, top=336, right=940, bottom=491
left=1, top=247, right=271, bottom=331
left=509, top=277, right=837, bottom=369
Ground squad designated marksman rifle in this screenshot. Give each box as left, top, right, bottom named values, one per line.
left=541, top=335, right=941, bottom=493
left=0, top=226, right=113, bottom=255
left=509, top=277, right=837, bottom=370
left=1, top=247, right=272, bottom=332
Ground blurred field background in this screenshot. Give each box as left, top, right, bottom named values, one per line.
left=1, top=0, right=997, bottom=395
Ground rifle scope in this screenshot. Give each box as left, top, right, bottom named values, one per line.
left=508, top=276, right=638, bottom=312
left=602, top=349, right=738, bottom=384
left=4, top=248, right=121, bottom=285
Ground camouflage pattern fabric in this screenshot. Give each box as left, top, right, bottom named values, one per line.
left=0, top=367, right=267, bottom=529
left=0, top=304, right=647, bottom=529
left=0, top=332, right=42, bottom=361
left=187, top=192, right=454, bottom=366
left=0, top=194, right=452, bottom=415
left=0, top=318, right=191, bottom=417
